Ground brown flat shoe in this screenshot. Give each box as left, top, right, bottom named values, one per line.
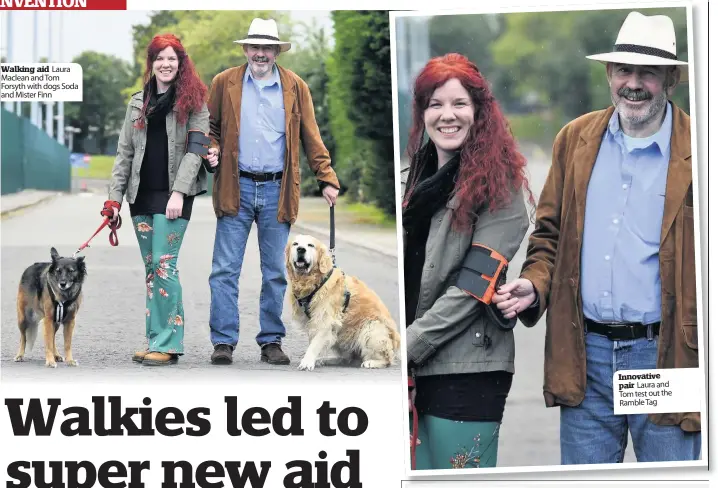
left=132, top=350, right=149, bottom=363
left=142, top=352, right=178, bottom=366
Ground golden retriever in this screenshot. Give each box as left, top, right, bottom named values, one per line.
left=285, top=234, right=401, bottom=371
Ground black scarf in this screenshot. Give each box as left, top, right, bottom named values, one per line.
left=402, top=142, right=461, bottom=326
left=143, top=76, right=176, bottom=121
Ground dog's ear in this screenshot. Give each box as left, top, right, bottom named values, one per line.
left=318, top=241, right=333, bottom=275
left=76, top=256, right=87, bottom=277
left=50, top=247, right=59, bottom=262
left=284, top=241, right=295, bottom=281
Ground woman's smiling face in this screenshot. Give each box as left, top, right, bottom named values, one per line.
left=423, top=78, right=475, bottom=163
left=153, top=46, right=179, bottom=90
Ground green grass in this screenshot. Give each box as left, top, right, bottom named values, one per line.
left=343, top=198, right=396, bottom=228
left=71, top=154, right=116, bottom=180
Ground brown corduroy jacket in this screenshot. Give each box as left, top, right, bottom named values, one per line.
left=518, top=102, right=701, bottom=432
left=206, top=63, right=339, bottom=223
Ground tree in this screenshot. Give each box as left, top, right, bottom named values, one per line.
left=63, top=51, right=133, bottom=153
left=428, top=14, right=515, bottom=107
left=330, top=11, right=394, bottom=217
left=491, top=8, right=690, bottom=123
left=287, top=23, right=336, bottom=196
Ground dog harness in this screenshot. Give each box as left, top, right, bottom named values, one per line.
left=295, top=268, right=351, bottom=319
left=46, top=282, right=77, bottom=324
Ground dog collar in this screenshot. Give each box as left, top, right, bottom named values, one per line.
left=295, top=269, right=352, bottom=318
left=295, top=268, right=334, bottom=317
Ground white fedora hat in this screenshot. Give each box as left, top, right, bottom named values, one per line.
left=586, top=11, right=688, bottom=83
left=234, top=18, right=291, bottom=53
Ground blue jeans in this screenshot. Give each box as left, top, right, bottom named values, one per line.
left=560, top=330, right=701, bottom=464
left=208, top=177, right=290, bottom=348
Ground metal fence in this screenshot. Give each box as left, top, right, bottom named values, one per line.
left=1, top=108, right=71, bottom=195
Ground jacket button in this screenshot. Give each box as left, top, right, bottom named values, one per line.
left=429, top=264, right=434, bottom=268
left=571, top=322, right=577, bottom=328
left=475, top=332, right=481, bottom=338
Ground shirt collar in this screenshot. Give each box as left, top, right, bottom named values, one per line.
left=607, top=101, right=673, bottom=155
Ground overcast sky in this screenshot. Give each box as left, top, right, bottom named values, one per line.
left=1, top=10, right=334, bottom=63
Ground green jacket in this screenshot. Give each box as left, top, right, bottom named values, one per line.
left=108, top=91, right=210, bottom=206
left=401, top=159, right=530, bottom=377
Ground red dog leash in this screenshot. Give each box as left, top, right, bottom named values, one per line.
left=72, top=201, right=122, bottom=257
left=408, top=375, right=419, bottom=470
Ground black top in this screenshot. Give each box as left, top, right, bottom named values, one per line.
left=415, top=372, right=513, bottom=422
left=138, top=112, right=169, bottom=192
left=129, top=82, right=194, bottom=221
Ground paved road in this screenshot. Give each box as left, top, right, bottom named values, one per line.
left=1, top=192, right=402, bottom=381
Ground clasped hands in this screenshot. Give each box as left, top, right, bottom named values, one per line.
left=491, top=278, right=537, bottom=319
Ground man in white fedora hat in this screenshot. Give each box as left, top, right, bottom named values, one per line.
left=204, top=17, right=340, bottom=367
left=493, top=11, right=700, bottom=463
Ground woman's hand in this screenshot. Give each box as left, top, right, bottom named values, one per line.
left=207, top=148, right=219, bottom=168
left=166, top=191, right=184, bottom=220
left=492, top=278, right=537, bottom=319
left=101, top=200, right=120, bottom=223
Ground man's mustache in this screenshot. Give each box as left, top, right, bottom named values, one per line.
left=618, top=87, right=651, bottom=101
left=252, top=56, right=270, bottom=63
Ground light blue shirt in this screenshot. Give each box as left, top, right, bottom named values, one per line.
left=581, top=103, right=673, bottom=324
left=238, top=65, right=286, bottom=174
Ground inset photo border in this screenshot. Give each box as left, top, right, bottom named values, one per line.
left=390, top=0, right=706, bottom=477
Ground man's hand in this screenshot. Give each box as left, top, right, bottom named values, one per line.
left=207, top=147, right=219, bottom=168
left=492, top=278, right=537, bottom=319
left=166, top=191, right=184, bottom=220
left=322, top=185, right=339, bottom=206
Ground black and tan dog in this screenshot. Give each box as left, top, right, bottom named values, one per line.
left=15, top=247, right=86, bottom=367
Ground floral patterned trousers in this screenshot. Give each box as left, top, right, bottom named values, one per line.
left=132, top=214, right=188, bottom=355
left=410, top=413, right=501, bottom=469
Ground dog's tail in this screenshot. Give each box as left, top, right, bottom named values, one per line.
left=25, top=321, right=39, bottom=353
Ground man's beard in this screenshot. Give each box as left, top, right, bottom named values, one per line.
left=611, top=86, right=667, bottom=128
left=250, top=55, right=273, bottom=75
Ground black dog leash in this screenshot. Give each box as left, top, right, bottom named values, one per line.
left=330, top=204, right=336, bottom=266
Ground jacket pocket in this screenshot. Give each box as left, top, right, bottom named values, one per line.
left=681, top=322, right=698, bottom=350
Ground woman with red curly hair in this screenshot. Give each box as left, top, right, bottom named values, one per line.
left=402, top=53, right=533, bottom=469
left=106, top=34, right=218, bottom=366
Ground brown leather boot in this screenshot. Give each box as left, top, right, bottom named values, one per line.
left=142, top=352, right=179, bottom=366
left=132, top=350, right=149, bottom=363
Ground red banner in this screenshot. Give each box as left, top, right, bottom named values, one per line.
left=0, top=0, right=126, bottom=9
